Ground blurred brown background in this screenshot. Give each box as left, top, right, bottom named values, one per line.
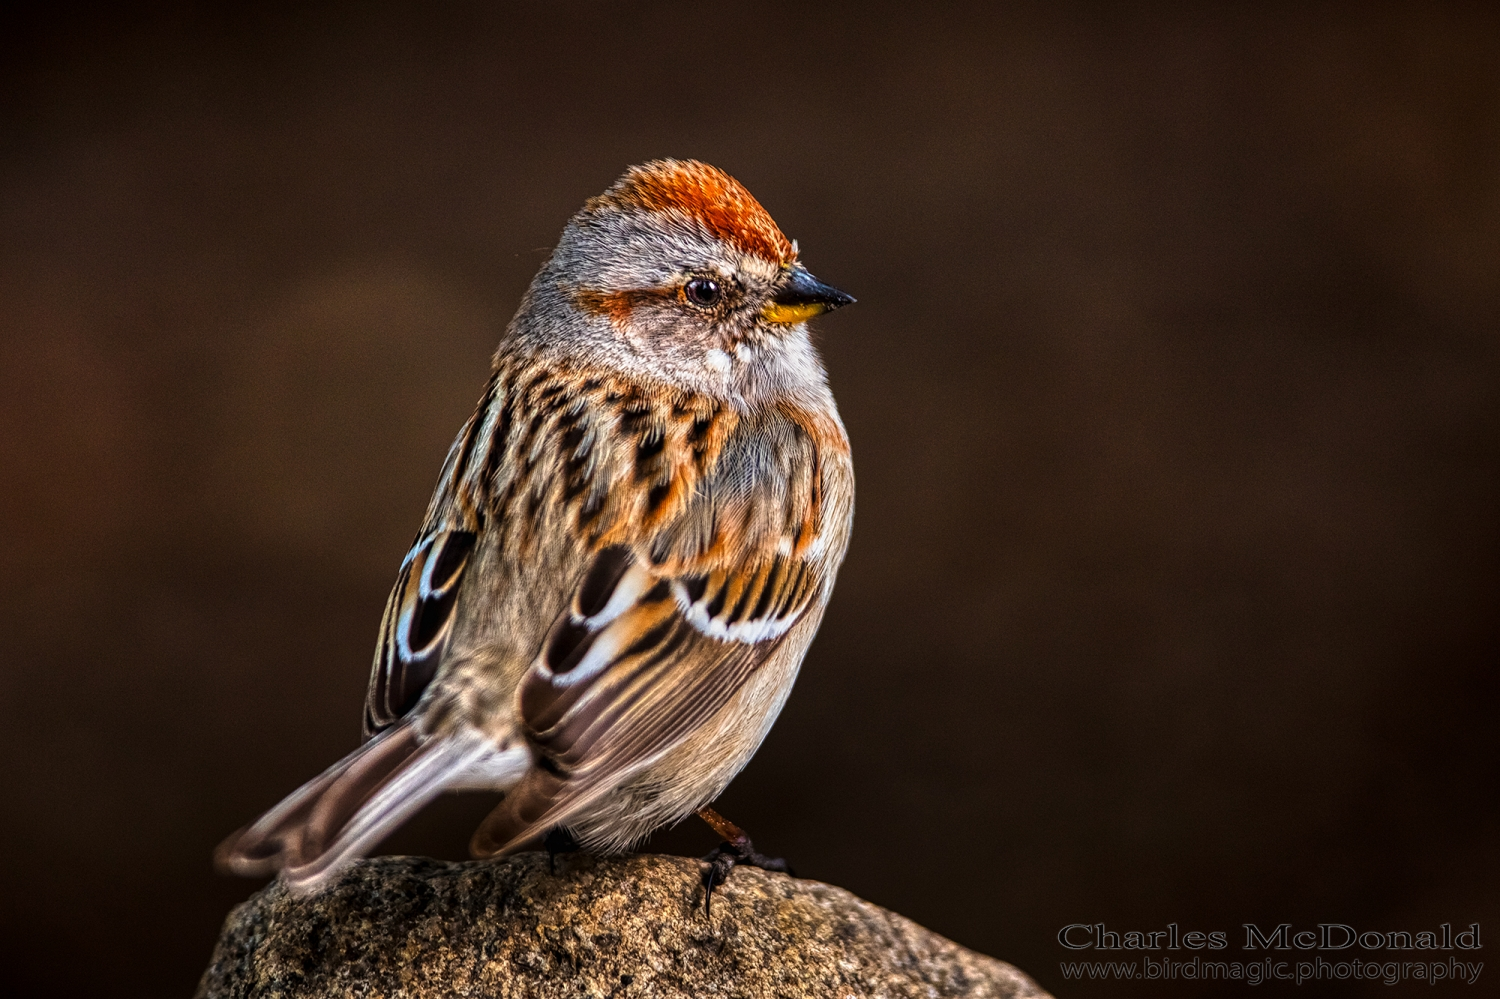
left=2, top=2, right=1497, bottom=996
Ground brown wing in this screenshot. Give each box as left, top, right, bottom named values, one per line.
left=468, top=545, right=818, bottom=855
left=362, top=371, right=502, bottom=738
left=363, top=528, right=478, bottom=737
left=469, top=400, right=848, bottom=856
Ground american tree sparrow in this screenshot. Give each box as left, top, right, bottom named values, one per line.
left=217, top=160, right=855, bottom=907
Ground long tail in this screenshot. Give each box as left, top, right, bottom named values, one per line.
left=215, top=723, right=524, bottom=893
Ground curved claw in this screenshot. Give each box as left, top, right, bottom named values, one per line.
left=698, top=839, right=793, bottom=917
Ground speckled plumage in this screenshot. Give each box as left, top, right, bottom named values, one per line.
left=217, top=160, right=854, bottom=891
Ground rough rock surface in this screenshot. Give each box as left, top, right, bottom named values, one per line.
left=197, top=852, right=1052, bottom=998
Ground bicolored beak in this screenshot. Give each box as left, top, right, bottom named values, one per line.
left=760, top=265, right=856, bottom=325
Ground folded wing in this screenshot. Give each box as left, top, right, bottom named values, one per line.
left=469, top=537, right=823, bottom=856
left=364, top=528, right=478, bottom=737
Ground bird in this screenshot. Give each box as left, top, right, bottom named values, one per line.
left=216, top=159, right=856, bottom=907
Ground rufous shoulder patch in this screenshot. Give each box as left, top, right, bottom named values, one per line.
left=594, top=159, right=795, bottom=266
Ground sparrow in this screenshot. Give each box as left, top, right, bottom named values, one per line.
left=216, top=160, right=855, bottom=905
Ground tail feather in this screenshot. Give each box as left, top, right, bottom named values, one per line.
left=215, top=723, right=523, bottom=893
left=214, top=727, right=418, bottom=879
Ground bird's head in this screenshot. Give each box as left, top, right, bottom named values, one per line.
left=515, top=159, right=854, bottom=403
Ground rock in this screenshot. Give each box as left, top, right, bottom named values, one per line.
left=197, top=852, right=1053, bottom=998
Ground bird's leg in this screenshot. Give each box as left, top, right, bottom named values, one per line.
left=696, top=806, right=793, bottom=916
left=542, top=826, right=580, bottom=874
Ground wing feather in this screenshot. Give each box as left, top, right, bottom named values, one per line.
left=466, top=400, right=848, bottom=855
left=364, top=528, right=478, bottom=737
left=469, top=540, right=811, bottom=855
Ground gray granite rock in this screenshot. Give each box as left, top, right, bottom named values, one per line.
left=198, top=852, right=1053, bottom=998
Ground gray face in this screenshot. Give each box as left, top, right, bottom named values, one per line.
left=559, top=206, right=788, bottom=347
left=508, top=205, right=829, bottom=407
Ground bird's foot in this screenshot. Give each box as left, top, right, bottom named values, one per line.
left=543, top=826, right=580, bottom=874
left=696, top=807, right=792, bottom=916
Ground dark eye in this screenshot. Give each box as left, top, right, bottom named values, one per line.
left=684, top=277, right=722, bottom=308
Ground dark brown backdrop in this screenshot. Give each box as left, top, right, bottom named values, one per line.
left=2, top=3, right=1496, bottom=996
